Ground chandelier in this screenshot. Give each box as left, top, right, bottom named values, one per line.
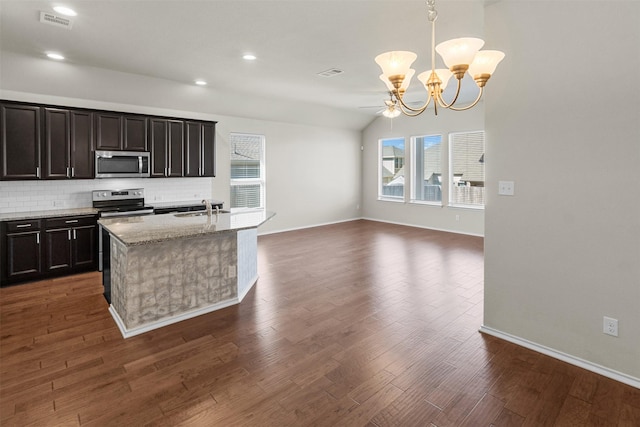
left=375, top=0, right=505, bottom=117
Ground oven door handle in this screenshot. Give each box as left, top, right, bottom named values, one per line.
left=138, top=156, right=143, bottom=174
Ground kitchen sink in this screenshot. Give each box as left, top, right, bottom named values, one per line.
left=174, top=210, right=230, bottom=218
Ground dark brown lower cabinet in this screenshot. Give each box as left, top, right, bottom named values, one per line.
left=1, top=215, right=97, bottom=286
left=1, top=220, right=43, bottom=283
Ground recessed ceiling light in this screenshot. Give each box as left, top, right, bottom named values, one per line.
left=53, top=6, right=77, bottom=16
left=195, top=80, right=207, bottom=86
left=46, top=52, right=65, bottom=60
left=243, top=54, right=257, bottom=61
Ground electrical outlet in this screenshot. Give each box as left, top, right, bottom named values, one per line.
left=603, top=316, right=618, bottom=337
left=498, top=180, right=515, bottom=196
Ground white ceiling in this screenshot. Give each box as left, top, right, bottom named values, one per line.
left=0, top=0, right=489, bottom=127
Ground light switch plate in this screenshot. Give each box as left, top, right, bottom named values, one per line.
left=498, top=180, right=515, bottom=196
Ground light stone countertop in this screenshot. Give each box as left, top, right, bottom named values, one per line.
left=99, top=209, right=275, bottom=246
left=0, top=207, right=99, bottom=222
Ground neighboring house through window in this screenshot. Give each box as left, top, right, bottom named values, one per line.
left=230, top=133, right=265, bottom=209
left=411, top=134, right=442, bottom=204
left=449, top=130, right=485, bottom=207
left=379, top=138, right=405, bottom=199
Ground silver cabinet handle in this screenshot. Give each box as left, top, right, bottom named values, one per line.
left=68, top=229, right=72, bottom=240
left=16, top=224, right=32, bottom=228
left=65, top=220, right=78, bottom=224
left=66, top=167, right=70, bottom=178
left=36, top=167, right=40, bottom=178
left=71, top=167, right=75, bottom=178
left=36, top=232, right=40, bottom=244
left=73, top=229, right=77, bottom=239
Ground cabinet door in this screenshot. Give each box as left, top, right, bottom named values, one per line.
left=150, top=118, right=168, bottom=177
left=72, top=225, right=97, bottom=269
left=202, top=122, right=216, bottom=177
left=6, top=231, right=42, bottom=280
left=70, top=111, right=94, bottom=179
left=184, top=121, right=201, bottom=177
left=45, top=228, right=72, bottom=273
left=44, top=108, right=71, bottom=179
left=1, top=104, right=41, bottom=180
left=168, top=120, right=184, bottom=177
left=123, top=115, right=148, bottom=152
left=95, top=113, right=122, bottom=150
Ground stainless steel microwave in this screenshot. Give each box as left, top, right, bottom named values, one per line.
left=95, top=151, right=150, bottom=178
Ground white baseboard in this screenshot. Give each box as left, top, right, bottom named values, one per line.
left=109, top=276, right=260, bottom=339
left=258, top=216, right=362, bottom=236
left=479, top=325, right=640, bottom=389
left=362, top=217, right=484, bottom=237
left=238, top=275, right=259, bottom=302
left=259, top=216, right=483, bottom=238
left=109, top=298, right=239, bottom=339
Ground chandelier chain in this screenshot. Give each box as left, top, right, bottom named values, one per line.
left=427, top=0, right=438, bottom=22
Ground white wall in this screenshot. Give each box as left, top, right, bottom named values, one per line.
left=362, top=105, right=485, bottom=236
left=483, top=1, right=640, bottom=384
left=0, top=55, right=363, bottom=234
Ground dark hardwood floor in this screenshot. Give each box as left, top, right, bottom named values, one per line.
left=1, top=220, right=638, bottom=426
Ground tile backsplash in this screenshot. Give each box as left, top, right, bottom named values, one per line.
left=0, top=178, right=214, bottom=214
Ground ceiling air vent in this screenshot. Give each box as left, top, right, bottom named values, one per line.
left=39, top=11, right=74, bottom=30
left=317, top=68, right=343, bottom=78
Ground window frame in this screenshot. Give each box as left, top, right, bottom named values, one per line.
left=230, top=133, right=266, bottom=210
left=410, top=133, right=443, bottom=206
left=378, top=137, right=406, bottom=202
left=448, top=130, right=485, bottom=210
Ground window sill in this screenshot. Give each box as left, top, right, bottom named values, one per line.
left=377, top=197, right=405, bottom=203
left=449, top=204, right=485, bottom=211
left=409, top=200, right=443, bottom=207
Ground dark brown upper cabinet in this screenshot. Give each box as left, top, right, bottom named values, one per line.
left=0, top=103, right=42, bottom=180
left=123, top=115, right=148, bottom=151
left=2, top=100, right=216, bottom=181
left=95, top=112, right=122, bottom=150
left=43, top=108, right=94, bottom=179
left=96, top=113, right=147, bottom=151
left=185, top=121, right=216, bottom=177
left=150, top=118, right=184, bottom=177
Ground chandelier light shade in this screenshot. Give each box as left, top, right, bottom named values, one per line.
left=375, top=0, right=504, bottom=117
left=435, top=38, right=484, bottom=70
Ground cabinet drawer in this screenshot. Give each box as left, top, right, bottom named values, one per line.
left=5, top=219, right=42, bottom=233
left=45, top=215, right=97, bottom=229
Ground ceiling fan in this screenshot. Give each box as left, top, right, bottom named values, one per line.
left=359, top=92, right=423, bottom=118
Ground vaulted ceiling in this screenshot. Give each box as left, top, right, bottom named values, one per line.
left=1, top=1, right=489, bottom=128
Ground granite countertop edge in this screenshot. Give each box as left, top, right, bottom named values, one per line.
left=0, top=207, right=99, bottom=222
left=107, top=224, right=258, bottom=247
left=100, top=210, right=275, bottom=247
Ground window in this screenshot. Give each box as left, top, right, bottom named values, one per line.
left=230, top=133, right=265, bottom=209
left=379, top=138, right=405, bottom=199
left=411, top=134, right=442, bottom=204
left=449, top=131, right=485, bottom=207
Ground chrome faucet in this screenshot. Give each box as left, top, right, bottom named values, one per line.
left=215, top=205, right=220, bottom=216
left=202, top=199, right=212, bottom=216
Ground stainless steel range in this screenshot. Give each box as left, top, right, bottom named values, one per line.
left=93, top=188, right=154, bottom=284
left=92, top=188, right=154, bottom=217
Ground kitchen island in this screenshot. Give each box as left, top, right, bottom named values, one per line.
left=99, top=209, right=275, bottom=338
